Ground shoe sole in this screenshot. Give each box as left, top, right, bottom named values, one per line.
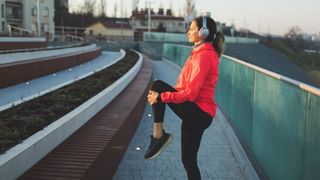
left=145, top=135, right=173, bottom=160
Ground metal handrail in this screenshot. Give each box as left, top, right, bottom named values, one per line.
left=7, top=25, right=33, bottom=37
left=65, top=34, right=84, bottom=42
left=164, top=43, right=320, bottom=97
left=222, top=54, right=320, bottom=96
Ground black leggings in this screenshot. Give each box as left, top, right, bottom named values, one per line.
left=150, top=80, right=213, bottom=180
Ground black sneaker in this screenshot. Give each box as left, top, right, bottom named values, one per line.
left=144, top=130, right=173, bottom=160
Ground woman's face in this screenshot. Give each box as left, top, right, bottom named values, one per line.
left=186, top=21, right=203, bottom=44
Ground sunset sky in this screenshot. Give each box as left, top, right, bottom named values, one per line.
left=69, top=0, right=320, bottom=36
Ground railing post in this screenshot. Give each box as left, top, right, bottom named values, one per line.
left=8, top=25, right=12, bottom=37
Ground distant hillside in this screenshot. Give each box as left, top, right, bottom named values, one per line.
left=224, top=42, right=320, bottom=88
left=262, top=40, right=320, bottom=87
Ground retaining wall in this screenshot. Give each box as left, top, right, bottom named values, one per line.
left=0, top=46, right=101, bottom=88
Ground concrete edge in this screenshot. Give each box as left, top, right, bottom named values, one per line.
left=215, top=108, right=260, bottom=180
left=0, top=37, right=46, bottom=42
left=0, top=50, right=125, bottom=112
left=0, top=44, right=97, bottom=65
left=0, top=50, right=143, bottom=180
left=161, top=58, right=183, bottom=70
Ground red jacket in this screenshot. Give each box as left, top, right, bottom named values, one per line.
left=161, top=42, right=219, bottom=117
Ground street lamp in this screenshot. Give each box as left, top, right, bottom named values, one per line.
left=37, top=0, right=44, bottom=37
left=145, top=1, right=154, bottom=40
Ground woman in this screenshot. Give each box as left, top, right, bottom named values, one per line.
left=145, top=15, right=225, bottom=180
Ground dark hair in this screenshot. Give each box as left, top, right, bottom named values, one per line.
left=194, top=16, right=225, bottom=57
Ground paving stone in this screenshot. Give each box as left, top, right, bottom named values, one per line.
left=113, top=60, right=248, bottom=180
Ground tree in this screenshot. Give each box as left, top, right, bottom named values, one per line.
left=284, top=26, right=306, bottom=51
left=132, top=0, right=139, bottom=11
left=82, top=0, right=95, bottom=15
left=184, top=0, right=197, bottom=18
left=99, top=0, right=107, bottom=17
left=113, top=2, right=118, bottom=17
left=285, top=26, right=303, bottom=40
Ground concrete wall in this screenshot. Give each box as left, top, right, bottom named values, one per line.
left=95, top=41, right=139, bottom=52
left=0, top=47, right=101, bottom=88
left=0, top=37, right=47, bottom=51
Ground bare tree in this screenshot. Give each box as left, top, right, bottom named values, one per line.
left=132, top=0, right=139, bottom=11
left=184, top=0, right=197, bottom=18
left=113, top=2, right=118, bottom=17
left=82, top=0, right=95, bottom=15
left=285, top=26, right=303, bottom=40
left=169, top=1, right=174, bottom=15
left=99, top=0, right=107, bottom=17
left=120, top=0, right=125, bottom=17
left=284, top=26, right=306, bottom=51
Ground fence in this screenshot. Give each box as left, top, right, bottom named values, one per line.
left=144, top=32, right=259, bottom=43
left=162, top=43, right=320, bottom=180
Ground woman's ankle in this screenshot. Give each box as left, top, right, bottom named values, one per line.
left=153, top=122, right=164, bottom=138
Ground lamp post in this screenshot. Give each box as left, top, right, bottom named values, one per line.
left=145, top=1, right=154, bottom=40
left=37, top=0, right=41, bottom=37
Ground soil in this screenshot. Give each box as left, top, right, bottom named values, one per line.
left=0, top=49, right=138, bottom=154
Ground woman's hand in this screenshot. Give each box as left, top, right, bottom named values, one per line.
left=147, top=90, right=159, bottom=105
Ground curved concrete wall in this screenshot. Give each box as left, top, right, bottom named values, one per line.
left=0, top=45, right=101, bottom=88
left=0, top=44, right=97, bottom=64
left=0, top=37, right=47, bottom=51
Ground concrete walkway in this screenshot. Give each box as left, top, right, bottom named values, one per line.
left=113, top=60, right=248, bottom=180
left=0, top=51, right=122, bottom=110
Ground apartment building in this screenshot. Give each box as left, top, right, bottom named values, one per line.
left=0, top=0, right=6, bottom=33
left=0, top=0, right=54, bottom=39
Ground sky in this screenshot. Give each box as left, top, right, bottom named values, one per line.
left=69, top=0, right=320, bottom=36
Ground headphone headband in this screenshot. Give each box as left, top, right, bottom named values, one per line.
left=203, top=16, right=207, bottom=29
left=199, top=16, right=209, bottom=39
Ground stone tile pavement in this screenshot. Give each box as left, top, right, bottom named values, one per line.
left=113, top=60, right=247, bottom=180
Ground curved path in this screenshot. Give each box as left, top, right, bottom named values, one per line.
left=113, top=60, right=248, bottom=180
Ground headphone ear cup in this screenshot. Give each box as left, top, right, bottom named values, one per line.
left=199, top=27, right=209, bottom=39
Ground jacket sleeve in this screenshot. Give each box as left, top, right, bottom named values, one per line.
left=161, top=53, right=211, bottom=103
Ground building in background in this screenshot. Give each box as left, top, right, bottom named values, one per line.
left=85, top=20, right=133, bottom=41
left=0, top=0, right=5, bottom=34
left=5, top=0, right=23, bottom=32
left=23, top=0, right=54, bottom=39
left=0, top=0, right=54, bottom=39
left=130, top=8, right=185, bottom=41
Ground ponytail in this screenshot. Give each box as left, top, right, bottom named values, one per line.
left=212, top=31, right=225, bottom=57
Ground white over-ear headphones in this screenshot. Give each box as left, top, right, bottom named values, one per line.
left=199, top=16, right=209, bottom=39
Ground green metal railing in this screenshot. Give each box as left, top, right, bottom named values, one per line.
left=144, top=32, right=259, bottom=43
left=162, top=43, right=320, bottom=180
